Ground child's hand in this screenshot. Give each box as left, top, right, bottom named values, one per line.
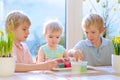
left=54, top=58, right=70, bottom=63
left=44, top=60, right=58, bottom=70
left=43, top=58, right=70, bottom=70
left=68, top=49, right=84, bottom=61
left=74, top=49, right=84, bottom=61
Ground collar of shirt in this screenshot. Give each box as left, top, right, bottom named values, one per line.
left=14, top=42, right=24, bottom=50
left=85, top=37, right=109, bottom=47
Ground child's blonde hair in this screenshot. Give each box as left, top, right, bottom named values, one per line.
left=82, top=13, right=104, bottom=30
left=5, top=10, right=31, bottom=30
left=43, top=19, right=63, bottom=36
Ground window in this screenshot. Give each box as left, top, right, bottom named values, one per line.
left=83, top=0, right=120, bottom=38
left=0, top=0, right=84, bottom=59
left=0, top=0, right=66, bottom=60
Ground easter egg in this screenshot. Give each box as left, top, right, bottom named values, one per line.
left=65, top=62, right=71, bottom=68
left=58, top=63, right=65, bottom=68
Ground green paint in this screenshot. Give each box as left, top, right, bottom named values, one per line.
left=81, top=65, right=87, bottom=72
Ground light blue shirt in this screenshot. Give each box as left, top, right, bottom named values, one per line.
left=41, top=44, right=65, bottom=59
left=74, top=37, right=114, bottom=66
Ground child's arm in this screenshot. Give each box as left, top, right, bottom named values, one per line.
left=15, top=61, right=55, bottom=72
left=15, top=58, right=69, bottom=72
left=38, top=48, right=45, bottom=62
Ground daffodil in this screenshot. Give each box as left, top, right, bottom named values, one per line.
left=112, top=35, right=120, bottom=55
left=0, top=20, right=14, bottom=57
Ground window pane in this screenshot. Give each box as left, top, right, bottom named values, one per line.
left=0, top=0, right=66, bottom=61
left=83, top=0, right=120, bottom=38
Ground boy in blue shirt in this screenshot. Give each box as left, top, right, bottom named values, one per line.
left=68, top=13, right=114, bottom=66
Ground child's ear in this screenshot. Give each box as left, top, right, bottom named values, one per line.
left=100, top=26, right=105, bottom=33
left=6, top=25, right=13, bottom=32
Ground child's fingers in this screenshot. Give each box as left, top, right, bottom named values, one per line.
left=63, top=58, right=70, bottom=62
left=78, top=50, right=84, bottom=60
left=54, top=58, right=64, bottom=63
left=73, top=50, right=84, bottom=61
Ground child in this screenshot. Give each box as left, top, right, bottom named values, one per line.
left=5, top=10, right=68, bottom=72
left=68, top=13, right=114, bottom=66
left=37, top=20, right=68, bottom=62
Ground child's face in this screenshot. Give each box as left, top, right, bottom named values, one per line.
left=45, top=30, right=61, bottom=48
left=84, top=26, right=103, bottom=44
left=14, top=22, right=30, bottom=43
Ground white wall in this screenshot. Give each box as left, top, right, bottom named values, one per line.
left=66, top=0, right=83, bottom=49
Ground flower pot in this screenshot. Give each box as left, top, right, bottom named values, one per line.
left=0, top=57, right=16, bottom=77
left=112, top=54, right=120, bottom=73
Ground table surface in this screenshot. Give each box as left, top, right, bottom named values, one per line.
left=0, top=66, right=120, bottom=80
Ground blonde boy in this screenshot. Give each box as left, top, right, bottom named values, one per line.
left=68, top=13, right=114, bottom=66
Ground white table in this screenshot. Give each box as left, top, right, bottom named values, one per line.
left=0, top=66, right=120, bottom=80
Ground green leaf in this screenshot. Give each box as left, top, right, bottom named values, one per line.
left=96, top=0, right=100, bottom=3
left=0, top=19, right=14, bottom=57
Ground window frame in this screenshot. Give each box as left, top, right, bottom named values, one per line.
left=66, top=0, right=83, bottom=49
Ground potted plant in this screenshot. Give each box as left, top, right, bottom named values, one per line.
left=0, top=20, right=15, bottom=77
left=112, top=35, right=120, bottom=73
